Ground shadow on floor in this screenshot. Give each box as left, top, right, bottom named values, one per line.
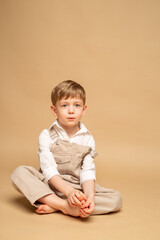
left=8, top=195, right=35, bottom=213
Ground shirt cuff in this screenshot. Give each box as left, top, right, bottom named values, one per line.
left=80, top=169, right=96, bottom=185
left=42, top=168, right=60, bottom=182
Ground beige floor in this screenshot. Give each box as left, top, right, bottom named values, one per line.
left=1, top=145, right=160, bottom=240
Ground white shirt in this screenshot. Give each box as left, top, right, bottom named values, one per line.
left=38, top=120, right=96, bottom=185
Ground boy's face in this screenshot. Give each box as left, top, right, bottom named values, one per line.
left=51, top=97, right=87, bottom=130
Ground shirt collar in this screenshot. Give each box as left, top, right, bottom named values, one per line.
left=49, top=120, right=89, bottom=136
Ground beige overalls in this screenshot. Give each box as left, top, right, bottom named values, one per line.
left=10, top=126, right=122, bottom=215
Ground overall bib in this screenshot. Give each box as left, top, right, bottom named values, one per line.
left=11, top=127, right=122, bottom=215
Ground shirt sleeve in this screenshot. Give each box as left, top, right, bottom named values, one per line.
left=38, top=129, right=60, bottom=181
left=80, top=135, right=97, bottom=185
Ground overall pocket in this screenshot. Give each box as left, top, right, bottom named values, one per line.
left=54, top=155, right=72, bottom=175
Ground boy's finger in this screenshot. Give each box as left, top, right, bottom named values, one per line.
left=70, top=196, right=78, bottom=205
left=82, top=207, right=92, bottom=214
left=69, top=197, right=74, bottom=205
left=81, top=200, right=86, bottom=205
left=80, top=192, right=87, bottom=200
left=81, top=200, right=90, bottom=208
left=73, top=195, right=82, bottom=206
left=75, top=193, right=83, bottom=201
left=75, top=192, right=86, bottom=201
left=75, top=192, right=81, bottom=199
left=80, top=209, right=89, bottom=218
left=69, top=198, right=78, bottom=207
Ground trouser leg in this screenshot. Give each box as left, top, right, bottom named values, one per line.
left=92, top=184, right=122, bottom=215
left=10, top=166, right=54, bottom=207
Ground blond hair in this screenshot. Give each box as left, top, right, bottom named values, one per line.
left=51, top=80, right=86, bottom=106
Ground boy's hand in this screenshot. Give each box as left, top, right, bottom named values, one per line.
left=68, top=190, right=87, bottom=207
left=80, top=197, right=95, bottom=218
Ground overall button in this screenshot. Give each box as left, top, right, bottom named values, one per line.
left=56, top=140, right=60, bottom=145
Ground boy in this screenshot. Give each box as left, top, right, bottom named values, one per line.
left=11, top=80, right=122, bottom=218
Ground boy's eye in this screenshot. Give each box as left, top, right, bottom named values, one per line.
left=62, top=104, right=67, bottom=107
left=75, top=104, right=81, bottom=107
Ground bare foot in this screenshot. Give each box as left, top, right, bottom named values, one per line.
left=62, top=201, right=81, bottom=217
left=35, top=204, right=58, bottom=214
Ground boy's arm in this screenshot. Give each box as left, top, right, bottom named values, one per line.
left=49, top=175, right=86, bottom=206
left=81, top=179, right=95, bottom=216
left=49, top=175, right=74, bottom=197
left=80, top=135, right=96, bottom=186
left=82, top=179, right=95, bottom=199
left=48, top=175, right=74, bottom=197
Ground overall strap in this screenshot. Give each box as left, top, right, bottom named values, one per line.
left=47, top=125, right=59, bottom=140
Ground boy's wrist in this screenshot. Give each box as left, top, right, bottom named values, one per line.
left=86, top=195, right=94, bottom=200
left=65, top=187, right=75, bottom=197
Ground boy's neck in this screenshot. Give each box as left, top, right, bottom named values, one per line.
left=57, top=121, right=80, bottom=138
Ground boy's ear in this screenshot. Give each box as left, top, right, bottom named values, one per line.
left=50, top=105, right=57, bottom=116
left=82, top=105, right=87, bottom=115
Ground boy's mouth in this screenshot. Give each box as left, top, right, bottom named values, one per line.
left=67, top=117, right=75, bottom=120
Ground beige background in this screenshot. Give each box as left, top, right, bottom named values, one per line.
left=1, top=0, right=160, bottom=239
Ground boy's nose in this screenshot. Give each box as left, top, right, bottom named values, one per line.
left=68, top=105, right=74, bottom=113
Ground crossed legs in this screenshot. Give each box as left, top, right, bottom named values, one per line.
left=35, top=193, right=81, bottom=217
